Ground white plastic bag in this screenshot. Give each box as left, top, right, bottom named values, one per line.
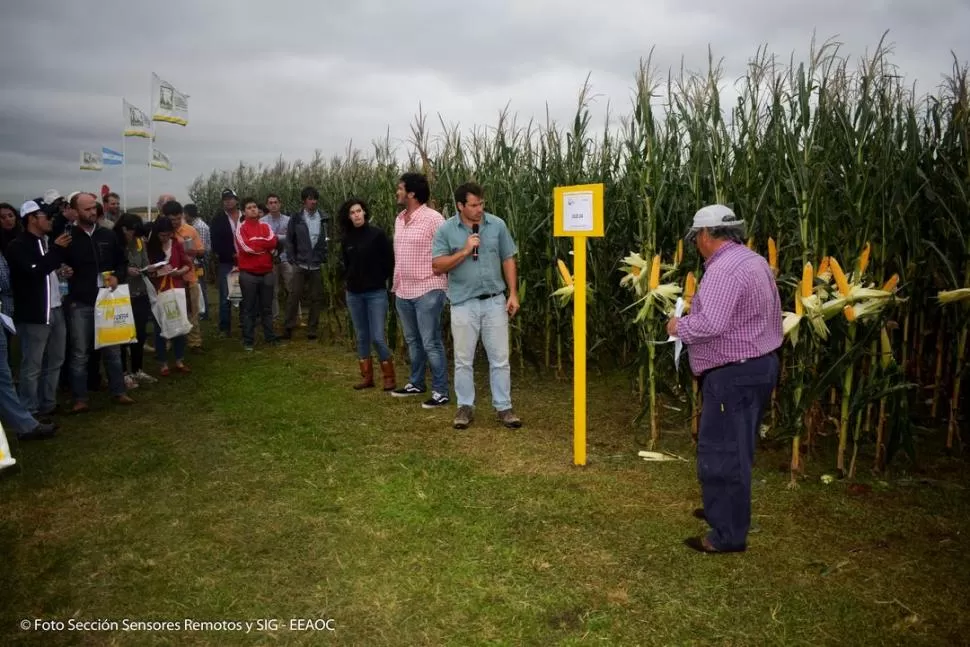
left=145, top=277, right=192, bottom=339
left=0, top=421, right=17, bottom=472
left=227, top=269, right=242, bottom=307
left=94, top=285, right=137, bottom=349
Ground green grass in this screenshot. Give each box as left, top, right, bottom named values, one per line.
left=1, top=324, right=968, bottom=646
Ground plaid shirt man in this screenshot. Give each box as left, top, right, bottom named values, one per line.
left=676, top=241, right=782, bottom=375
left=392, top=204, right=447, bottom=299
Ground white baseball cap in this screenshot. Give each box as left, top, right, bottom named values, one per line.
left=20, top=200, right=42, bottom=219
left=43, top=189, right=63, bottom=204
left=685, top=204, right=744, bottom=241
left=66, top=191, right=81, bottom=203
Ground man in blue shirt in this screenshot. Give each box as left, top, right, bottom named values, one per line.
left=431, top=182, right=522, bottom=430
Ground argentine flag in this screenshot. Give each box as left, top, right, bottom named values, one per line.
left=102, top=147, right=124, bottom=165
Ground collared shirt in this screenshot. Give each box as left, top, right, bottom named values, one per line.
left=431, top=212, right=517, bottom=306
left=176, top=224, right=201, bottom=284
left=189, top=218, right=211, bottom=263
left=392, top=204, right=447, bottom=299
left=261, top=213, right=290, bottom=262
left=677, top=242, right=782, bottom=375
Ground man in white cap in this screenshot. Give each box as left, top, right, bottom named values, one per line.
left=6, top=201, right=72, bottom=417
left=667, top=204, right=782, bottom=554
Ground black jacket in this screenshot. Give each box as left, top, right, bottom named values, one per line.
left=5, top=231, right=66, bottom=324
left=211, top=210, right=241, bottom=264
left=286, top=210, right=330, bottom=268
left=340, top=224, right=394, bottom=293
left=62, top=224, right=127, bottom=307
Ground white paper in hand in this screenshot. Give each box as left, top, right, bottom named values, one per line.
left=667, top=297, right=684, bottom=372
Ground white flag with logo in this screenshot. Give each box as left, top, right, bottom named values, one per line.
left=80, top=150, right=103, bottom=171
left=151, top=148, right=172, bottom=170
left=151, top=73, right=188, bottom=126
left=123, top=99, right=152, bottom=138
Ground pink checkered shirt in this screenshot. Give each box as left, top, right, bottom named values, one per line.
left=677, top=242, right=782, bottom=376
left=392, top=204, right=448, bottom=299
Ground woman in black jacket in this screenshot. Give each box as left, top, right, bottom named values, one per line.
left=338, top=198, right=395, bottom=391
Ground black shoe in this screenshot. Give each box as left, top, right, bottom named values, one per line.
left=422, top=392, right=450, bottom=409
left=307, top=333, right=318, bottom=341
left=18, top=422, right=57, bottom=441
left=392, top=383, right=426, bottom=397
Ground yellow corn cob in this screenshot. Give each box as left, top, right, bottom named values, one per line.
left=829, top=258, right=851, bottom=296
left=796, top=262, right=812, bottom=316
left=858, top=242, right=871, bottom=276
left=557, top=259, right=573, bottom=287
left=881, top=273, right=899, bottom=292
left=818, top=257, right=831, bottom=276
left=649, top=254, right=661, bottom=291
left=767, top=237, right=778, bottom=275
left=684, top=272, right=697, bottom=312
left=843, top=304, right=857, bottom=322
left=880, top=326, right=893, bottom=369
left=675, top=240, right=684, bottom=265
left=746, top=237, right=754, bottom=250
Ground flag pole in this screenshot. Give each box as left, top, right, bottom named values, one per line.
left=147, top=76, right=153, bottom=221
left=122, top=128, right=128, bottom=211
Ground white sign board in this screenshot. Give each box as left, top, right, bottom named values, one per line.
left=562, top=191, right=594, bottom=232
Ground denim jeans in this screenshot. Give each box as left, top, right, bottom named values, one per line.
left=346, top=289, right=391, bottom=361
left=450, top=295, right=512, bottom=411
left=122, top=294, right=151, bottom=373
left=0, top=331, right=40, bottom=435
left=394, top=289, right=448, bottom=394
left=240, top=270, right=277, bottom=346
left=155, top=328, right=186, bottom=365
left=18, top=307, right=68, bottom=414
left=69, top=302, right=125, bottom=401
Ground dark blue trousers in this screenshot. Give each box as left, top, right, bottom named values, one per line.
left=697, top=353, right=779, bottom=551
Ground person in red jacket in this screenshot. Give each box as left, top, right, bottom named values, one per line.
left=235, top=197, right=279, bottom=350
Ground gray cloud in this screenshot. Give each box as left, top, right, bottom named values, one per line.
left=0, top=0, right=966, bottom=206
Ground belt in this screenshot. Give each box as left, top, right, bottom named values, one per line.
left=699, top=350, right=778, bottom=382
left=476, top=292, right=502, bottom=300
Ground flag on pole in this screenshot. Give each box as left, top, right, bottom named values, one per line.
left=151, top=73, right=188, bottom=126
left=102, top=147, right=123, bottom=165
left=123, top=99, right=152, bottom=137
left=150, top=148, right=172, bottom=170
left=80, top=151, right=103, bottom=171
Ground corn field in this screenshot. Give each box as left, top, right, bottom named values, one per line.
left=189, top=35, right=969, bottom=481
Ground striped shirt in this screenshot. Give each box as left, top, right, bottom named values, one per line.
left=392, top=204, right=447, bottom=299
left=677, top=242, right=782, bottom=375
left=190, top=218, right=211, bottom=263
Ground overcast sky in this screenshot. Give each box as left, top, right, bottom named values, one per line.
left=0, top=0, right=966, bottom=207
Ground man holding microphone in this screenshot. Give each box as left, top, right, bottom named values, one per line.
left=431, top=182, right=521, bottom=430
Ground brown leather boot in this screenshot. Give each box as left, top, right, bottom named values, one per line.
left=380, top=358, right=396, bottom=391
left=354, top=358, right=375, bottom=390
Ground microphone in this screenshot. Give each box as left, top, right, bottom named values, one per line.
left=472, top=224, right=479, bottom=261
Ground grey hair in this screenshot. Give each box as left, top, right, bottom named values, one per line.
left=706, top=225, right=746, bottom=244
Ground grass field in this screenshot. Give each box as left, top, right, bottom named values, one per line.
left=2, top=322, right=968, bottom=646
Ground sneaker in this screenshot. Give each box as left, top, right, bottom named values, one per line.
left=453, top=405, right=474, bottom=429
left=497, top=409, right=522, bottom=428
left=392, top=383, right=426, bottom=397
left=133, top=370, right=158, bottom=384
left=244, top=346, right=254, bottom=352
left=123, top=374, right=140, bottom=390
left=422, top=392, right=450, bottom=409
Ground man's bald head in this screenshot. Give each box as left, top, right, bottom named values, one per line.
left=157, top=193, right=177, bottom=210
left=75, top=192, right=98, bottom=226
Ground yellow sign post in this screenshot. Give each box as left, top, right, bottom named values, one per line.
left=553, top=183, right=605, bottom=466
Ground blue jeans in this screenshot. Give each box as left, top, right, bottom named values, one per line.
left=218, top=262, right=234, bottom=333
left=18, top=307, right=68, bottom=414
left=394, top=289, right=448, bottom=394
left=0, top=329, right=41, bottom=435
left=155, top=329, right=186, bottom=365
left=450, top=295, right=512, bottom=411
left=347, top=290, right=392, bottom=361
left=68, top=303, right=126, bottom=402
left=697, top=353, right=779, bottom=551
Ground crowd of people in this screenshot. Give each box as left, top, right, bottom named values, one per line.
left=0, top=171, right=524, bottom=466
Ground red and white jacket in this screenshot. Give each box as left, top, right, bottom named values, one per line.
left=234, top=218, right=277, bottom=275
